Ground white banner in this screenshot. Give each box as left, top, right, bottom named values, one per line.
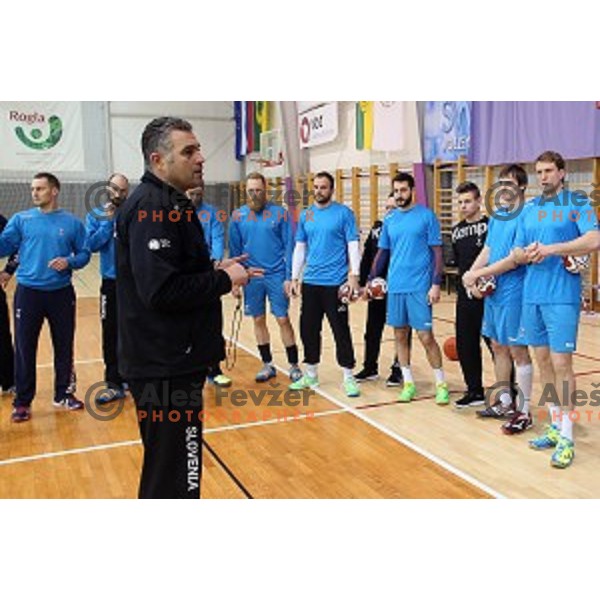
left=0, top=101, right=85, bottom=172
left=298, top=102, right=338, bottom=149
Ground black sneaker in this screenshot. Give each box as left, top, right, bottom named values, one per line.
left=53, top=395, right=84, bottom=411
left=386, top=366, right=403, bottom=387
left=354, top=367, right=379, bottom=382
left=501, top=411, right=533, bottom=435
left=454, top=392, right=485, bottom=409
left=11, top=405, right=31, bottom=423
left=476, top=401, right=515, bottom=419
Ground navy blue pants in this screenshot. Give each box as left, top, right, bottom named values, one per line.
left=14, top=284, right=75, bottom=407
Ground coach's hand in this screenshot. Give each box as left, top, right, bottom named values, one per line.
left=218, top=254, right=249, bottom=270
left=223, top=262, right=249, bottom=288
left=427, top=284, right=441, bottom=305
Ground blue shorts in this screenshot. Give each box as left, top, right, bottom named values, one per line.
left=244, top=273, right=289, bottom=318
left=387, top=292, right=432, bottom=331
left=481, top=302, right=523, bottom=346
left=519, top=303, right=580, bottom=353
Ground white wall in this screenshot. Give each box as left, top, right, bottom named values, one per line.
left=109, top=101, right=242, bottom=183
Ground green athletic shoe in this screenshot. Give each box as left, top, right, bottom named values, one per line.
left=551, top=436, right=575, bottom=469
left=212, top=374, right=232, bottom=388
left=398, top=382, right=416, bottom=403
left=343, top=377, right=360, bottom=398
left=529, top=424, right=561, bottom=450
left=289, top=374, right=319, bottom=391
left=435, top=382, right=450, bottom=405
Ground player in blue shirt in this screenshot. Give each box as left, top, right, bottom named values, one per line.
left=85, top=173, right=129, bottom=405
left=229, top=172, right=302, bottom=383
left=463, top=165, right=533, bottom=434
left=289, top=171, right=362, bottom=397
left=467, top=152, right=600, bottom=468
left=0, top=172, right=91, bottom=423
left=372, top=172, right=449, bottom=405
left=187, top=183, right=231, bottom=388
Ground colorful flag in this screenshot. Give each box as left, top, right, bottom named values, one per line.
left=372, top=101, right=405, bottom=151
left=356, top=101, right=373, bottom=150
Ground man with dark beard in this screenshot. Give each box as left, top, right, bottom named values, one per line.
left=289, top=171, right=362, bottom=397
left=85, top=173, right=130, bottom=404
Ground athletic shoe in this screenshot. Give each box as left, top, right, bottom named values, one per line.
left=501, top=411, right=533, bottom=435
left=96, top=387, right=127, bottom=406
left=289, top=375, right=319, bottom=390
left=435, top=382, right=450, bottom=405
left=11, top=406, right=31, bottom=423
left=66, top=371, right=77, bottom=395
left=212, top=374, right=232, bottom=388
left=398, top=382, right=416, bottom=403
left=354, top=367, right=379, bottom=382
left=2, top=386, right=16, bottom=396
left=386, top=366, right=403, bottom=387
left=476, top=401, right=515, bottom=419
left=454, top=392, right=485, bottom=409
left=53, top=395, right=84, bottom=411
left=551, top=436, right=575, bottom=468
left=289, top=365, right=303, bottom=383
left=344, top=377, right=361, bottom=398
left=255, top=365, right=276, bottom=383
left=529, top=424, right=561, bottom=450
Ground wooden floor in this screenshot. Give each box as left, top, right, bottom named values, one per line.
left=1, top=257, right=599, bottom=498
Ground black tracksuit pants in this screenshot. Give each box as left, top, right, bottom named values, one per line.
left=300, top=283, right=355, bottom=369
left=130, top=372, right=205, bottom=499
left=14, top=284, right=75, bottom=406
left=0, top=288, right=14, bottom=390
left=100, top=278, right=123, bottom=389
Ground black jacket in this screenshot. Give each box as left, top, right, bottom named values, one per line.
left=451, top=216, right=488, bottom=300
left=115, top=171, right=232, bottom=379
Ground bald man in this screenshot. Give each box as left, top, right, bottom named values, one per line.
left=85, top=173, right=130, bottom=404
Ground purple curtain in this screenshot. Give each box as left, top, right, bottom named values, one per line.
left=469, top=101, right=600, bottom=165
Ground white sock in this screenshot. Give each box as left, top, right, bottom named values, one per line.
left=516, top=364, right=533, bottom=400
left=342, top=368, right=354, bottom=381
left=306, top=364, right=318, bottom=379
left=549, top=405, right=561, bottom=428
left=401, top=366, right=414, bottom=383
left=561, top=412, right=574, bottom=442
left=433, top=368, right=445, bottom=385
left=499, top=391, right=512, bottom=407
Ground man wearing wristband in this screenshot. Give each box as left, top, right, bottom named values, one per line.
left=370, top=172, right=449, bottom=404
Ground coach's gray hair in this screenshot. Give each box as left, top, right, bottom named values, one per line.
left=141, top=117, right=193, bottom=168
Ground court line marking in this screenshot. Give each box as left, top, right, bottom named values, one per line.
left=0, top=406, right=347, bottom=468
left=233, top=339, right=505, bottom=499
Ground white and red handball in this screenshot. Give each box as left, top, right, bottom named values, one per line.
left=366, top=277, right=388, bottom=300
left=563, top=254, right=590, bottom=274
left=338, top=283, right=360, bottom=304
left=475, top=275, right=497, bottom=297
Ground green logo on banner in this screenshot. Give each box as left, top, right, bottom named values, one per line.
left=15, top=115, right=63, bottom=150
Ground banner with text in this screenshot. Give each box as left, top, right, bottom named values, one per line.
left=423, top=101, right=472, bottom=164
left=298, top=102, right=339, bottom=149
left=0, top=102, right=85, bottom=172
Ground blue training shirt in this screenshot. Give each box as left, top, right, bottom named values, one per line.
left=485, top=208, right=525, bottom=306
left=378, top=204, right=442, bottom=293
left=0, top=208, right=90, bottom=290
left=85, top=207, right=116, bottom=280
left=196, top=203, right=225, bottom=261
left=295, top=201, right=359, bottom=286
left=229, top=202, right=293, bottom=279
left=514, top=190, right=598, bottom=305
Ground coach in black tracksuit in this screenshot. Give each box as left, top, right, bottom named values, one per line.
left=451, top=182, right=492, bottom=407
left=116, top=117, right=249, bottom=499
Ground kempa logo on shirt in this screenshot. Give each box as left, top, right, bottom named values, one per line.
left=451, top=221, right=487, bottom=244
left=9, top=111, right=64, bottom=150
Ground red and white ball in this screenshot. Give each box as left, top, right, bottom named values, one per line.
left=338, top=284, right=360, bottom=304
left=366, top=277, right=388, bottom=300
left=476, top=275, right=497, bottom=297
left=563, top=254, right=590, bottom=274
